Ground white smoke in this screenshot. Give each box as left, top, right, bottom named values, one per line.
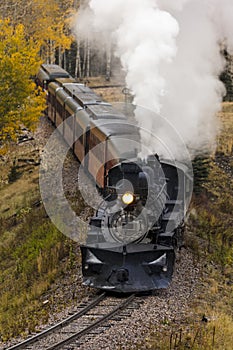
left=74, top=0, right=233, bottom=159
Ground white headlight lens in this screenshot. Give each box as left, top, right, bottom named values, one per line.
left=121, top=192, right=134, bottom=205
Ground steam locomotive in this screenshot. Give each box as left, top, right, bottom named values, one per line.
left=37, top=64, right=192, bottom=293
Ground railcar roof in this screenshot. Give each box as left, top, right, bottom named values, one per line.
left=56, top=88, right=71, bottom=103
left=37, top=68, right=49, bottom=82
left=65, top=97, right=83, bottom=113
left=74, top=109, right=91, bottom=128
left=90, top=119, right=139, bottom=137
left=64, top=84, right=102, bottom=107
left=55, top=77, right=77, bottom=85
left=86, top=104, right=126, bottom=120
left=48, top=82, right=62, bottom=94
left=41, top=64, right=70, bottom=79
left=108, top=135, right=141, bottom=158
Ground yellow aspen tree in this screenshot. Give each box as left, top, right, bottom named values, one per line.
left=1, top=1, right=74, bottom=64
left=0, top=19, right=45, bottom=146
left=24, top=0, right=73, bottom=63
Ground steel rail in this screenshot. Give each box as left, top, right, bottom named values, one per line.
left=7, top=293, right=106, bottom=350
left=46, top=294, right=135, bottom=350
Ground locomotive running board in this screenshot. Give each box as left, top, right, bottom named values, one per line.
left=81, top=243, right=175, bottom=293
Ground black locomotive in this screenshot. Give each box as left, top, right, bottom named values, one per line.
left=37, top=64, right=192, bottom=293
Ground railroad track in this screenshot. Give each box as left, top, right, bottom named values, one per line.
left=7, top=293, right=140, bottom=350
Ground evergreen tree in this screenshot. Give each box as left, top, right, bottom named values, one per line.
left=192, top=155, right=211, bottom=194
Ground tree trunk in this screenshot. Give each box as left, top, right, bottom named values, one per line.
left=106, top=42, right=111, bottom=81
left=86, top=38, right=90, bottom=77
left=63, top=51, right=67, bottom=70
left=58, top=46, right=62, bottom=67
left=82, top=39, right=87, bottom=76
left=75, top=39, right=82, bottom=78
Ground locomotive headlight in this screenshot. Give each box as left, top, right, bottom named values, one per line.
left=121, top=192, right=134, bottom=205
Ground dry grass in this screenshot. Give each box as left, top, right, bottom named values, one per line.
left=217, top=102, right=233, bottom=155
left=0, top=173, right=39, bottom=216
left=0, top=144, right=40, bottom=216
left=86, top=75, right=128, bottom=102
left=93, top=86, right=126, bottom=103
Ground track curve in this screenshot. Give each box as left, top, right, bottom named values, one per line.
left=6, top=293, right=139, bottom=350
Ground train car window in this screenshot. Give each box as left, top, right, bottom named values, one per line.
left=66, top=116, right=73, bottom=129
left=89, top=132, right=105, bottom=161
left=56, top=101, right=64, bottom=119
left=65, top=109, right=69, bottom=120
left=51, top=94, right=55, bottom=106
left=47, top=93, right=51, bottom=104
left=89, top=133, right=99, bottom=149
left=92, top=141, right=105, bottom=161
left=75, top=123, right=84, bottom=145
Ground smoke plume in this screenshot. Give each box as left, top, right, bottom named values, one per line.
left=74, top=0, right=233, bottom=159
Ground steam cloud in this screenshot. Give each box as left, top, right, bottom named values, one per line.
left=74, top=0, right=233, bottom=159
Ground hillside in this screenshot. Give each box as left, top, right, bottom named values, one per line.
left=0, top=98, right=233, bottom=349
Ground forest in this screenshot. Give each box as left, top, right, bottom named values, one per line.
left=1, top=0, right=233, bottom=147
left=0, top=0, right=112, bottom=77
left=0, top=0, right=114, bottom=147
